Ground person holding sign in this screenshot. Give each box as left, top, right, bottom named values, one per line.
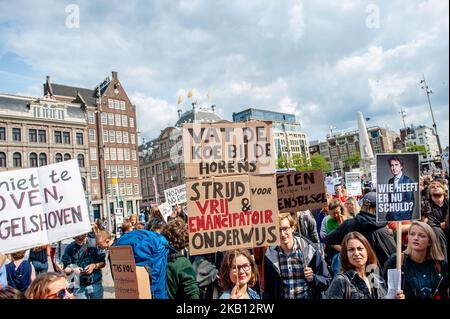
left=326, top=232, right=404, bottom=299
left=61, top=233, right=106, bottom=299
left=218, top=249, right=260, bottom=299
left=384, top=221, right=448, bottom=299
left=385, top=156, right=416, bottom=221
left=263, top=213, right=331, bottom=299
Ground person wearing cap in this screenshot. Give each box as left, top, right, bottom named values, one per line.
left=325, top=192, right=396, bottom=270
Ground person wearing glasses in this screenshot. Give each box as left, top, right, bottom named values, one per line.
left=218, top=249, right=260, bottom=299
left=61, top=233, right=106, bottom=299
left=384, top=221, right=448, bottom=299
left=263, top=213, right=331, bottom=299
left=25, top=272, right=74, bottom=299
left=426, top=180, right=448, bottom=261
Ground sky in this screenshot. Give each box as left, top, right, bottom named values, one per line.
left=0, top=0, right=448, bottom=148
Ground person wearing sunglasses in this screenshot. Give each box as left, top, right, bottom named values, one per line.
left=25, top=272, right=74, bottom=299
left=218, top=249, right=260, bottom=299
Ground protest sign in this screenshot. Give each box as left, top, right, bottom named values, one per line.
left=345, top=172, right=362, bottom=197
left=187, top=174, right=279, bottom=255
left=109, top=246, right=152, bottom=299
left=442, top=151, right=449, bottom=173
left=183, top=121, right=276, bottom=178
left=370, top=164, right=377, bottom=185
left=158, top=202, right=173, bottom=223
left=0, top=160, right=91, bottom=254
left=277, top=170, right=327, bottom=213
left=376, top=153, right=420, bottom=222
left=325, top=176, right=335, bottom=195
left=164, top=184, right=186, bottom=206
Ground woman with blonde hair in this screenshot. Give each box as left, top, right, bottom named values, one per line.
left=384, top=221, right=448, bottom=299
left=25, top=272, right=74, bottom=299
left=345, top=197, right=360, bottom=218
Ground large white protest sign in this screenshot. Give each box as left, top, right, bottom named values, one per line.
left=0, top=160, right=91, bottom=254
left=164, top=184, right=186, bottom=206
left=158, top=202, right=173, bottom=223
left=345, top=172, right=362, bottom=197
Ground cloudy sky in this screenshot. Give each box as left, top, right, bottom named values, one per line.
left=0, top=0, right=448, bottom=147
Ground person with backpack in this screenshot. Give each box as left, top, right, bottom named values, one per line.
left=5, top=250, right=36, bottom=293
left=326, top=232, right=404, bottom=299
left=161, top=219, right=200, bottom=299
left=114, top=228, right=174, bottom=299
left=384, top=221, right=448, bottom=299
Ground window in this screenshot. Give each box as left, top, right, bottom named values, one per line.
left=0, top=152, right=6, bottom=167
left=134, top=184, right=139, bottom=195
left=126, top=165, right=131, bottom=177
left=88, top=112, right=95, bottom=124
left=12, top=128, right=21, bottom=141
left=129, top=117, right=134, bottom=128
left=0, top=127, right=5, bottom=141
left=119, top=165, right=124, bottom=178
left=29, top=153, right=38, bottom=167
left=115, top=114, right=121, bottom=127
left=108, top=113, right=114, bottom=126
left=108, top=99, right=114, bottom=109
left=131, top=134, right=135, bottom=145
left=90, top=148, right=97, bottom=161
left=101, top=113, right=107, bottom=124
left=104, top=148, right=110, bottom=160
left=81, top=177, right=87, bottom=191
left=76, top=132, right=84, bottom=145
left=133, top=167, right=138, bottom=177
left=55, top=153, right=63, bottom=163
left=127, top=183, right=133, bottom=195
left=63, top=132, right=70, bottom=144
left=132, top=151, right=137, bottom=161
left=103, top=130, right=108, bottom=143
left=116, top=131, right=122, bottom=143
left=91, top=166, right=98, bottom=179
left=77, top=154, right=85, bottom=167
left=29, top=129, right=37, bottom=142
left=110, top=148, right=116, bottom=160
left=13, top=152, right=22, bottom=167
left=124, top=148, right=130, bottom=160
left=122, top=116, right=128, bottom=127
left=109, top=131, right=115, bottom=143
left=89, top=129, right=96, bottom=143
left=39, top=153, right=47, bottom=166
left=119, top=183, right=125, bottom=196
left=107, top=184, right=111, bottom=196
left=38, top=130, right=46, bottom=143
left=114, top=100, right=120, bottom=110
left=117, top=148, right=123, bottom=161
left=123, top=132, right=129, bottom=144
left=120, top=101, right=126, bottom=111
left=111, top=165, right=117, bottom=177
left=64, top=153, right=71, bottom=161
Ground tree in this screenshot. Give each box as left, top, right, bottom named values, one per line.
left=277, top=156, right=289, bottom=169
left=403, top=144, right=428, bottom=156
left=344, top=152, right=362, bottom=170
left=292, top=154, right=311, bottom=171
left=310, top=153, right=331, bottom=174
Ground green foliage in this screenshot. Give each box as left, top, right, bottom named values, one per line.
left=344, top=152, right=362, bottom=169
left=277, top=156, right=288, bottom=169
left=403, top=144, right=427, bottom=155
left=310, top=153, right=331, bottom=174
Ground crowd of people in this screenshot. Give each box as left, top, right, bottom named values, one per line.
left=0, top=171, right=448, bottom=300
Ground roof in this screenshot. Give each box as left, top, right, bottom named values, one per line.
left=174, top=108, right=224, bottom=127
left=51, top=84, right=98, bottom=106
left=0, top=94, right=32, bottom=112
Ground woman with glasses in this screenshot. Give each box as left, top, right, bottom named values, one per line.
left=25, top=272, right=74, bottom=299
left=218, top=249, right=260, bottom=299
left=384, top=221, right=448, bottom=299
left=326, top=232, right=404, bottom=299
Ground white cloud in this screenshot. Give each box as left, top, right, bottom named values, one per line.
left=290, top=1, right=305, bottom=41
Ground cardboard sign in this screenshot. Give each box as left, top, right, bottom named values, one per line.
left=164, top=184, right=186, bottom=206
left=0, top=160, right=91, bottom=254
left=325, top=176, right=335, bottom=195
left=376, top=153, right=420, bottom=222
left=158, top=202, right=173, bottom=223
left=277, top=170, right=327, bottom=213
left=345, top=172, right=362, bottom=197
left=109, top=246, right=152, bottom=299
left=187, top=174, right=279, bottom=255
left=183, top=121, right=276, bottom=178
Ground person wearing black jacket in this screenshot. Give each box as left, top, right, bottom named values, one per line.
left=325, top=192, right=396, bottom=270
left=426, top=180, right=448, bottom=261
left=264, top=213, right=330, bottom=299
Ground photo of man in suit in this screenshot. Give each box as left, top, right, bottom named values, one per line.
left=386, top=155, right=415, bottom=221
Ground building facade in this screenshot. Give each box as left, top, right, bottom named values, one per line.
left=232, top=108, right=309, bottom=164
left=400, top=125, right=441, bottom=168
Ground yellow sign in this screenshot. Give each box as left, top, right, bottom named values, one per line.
left=112, top=178, right=117, bottom=185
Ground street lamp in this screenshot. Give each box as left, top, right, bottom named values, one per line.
left=420, top=75, right=443, bottom=155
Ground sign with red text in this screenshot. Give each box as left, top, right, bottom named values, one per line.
left=183, top=121, right=276, bottom=179
left=0, top=160, right=91, bottom=253
left=187, top=174, right=279, bottom=255
left=277, top=170, right=327, bottom=213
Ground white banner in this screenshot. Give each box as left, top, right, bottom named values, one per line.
left=164, top=184, right=186, bottom=206
left=0, top=160, right=91, bottom=254
left=345, top=172, right=362, bottom=197
left=158, top=202, right=173, bottom=223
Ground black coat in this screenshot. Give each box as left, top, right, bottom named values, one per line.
left=325, top=211, right=396, bottom=269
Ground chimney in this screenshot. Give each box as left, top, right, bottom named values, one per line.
left=112, top=71, right=118, bottom=81
left=192, top=101, right=197, bottom=111
left=177, top=108, right=182, bottom=119
left=46, top=75, right=50, bottom=83
left=211, top=104, right=216, bottom=114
